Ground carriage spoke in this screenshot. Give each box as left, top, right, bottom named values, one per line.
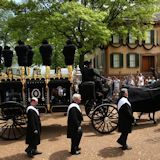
left=0, top=121, right=7, bottom=125
left=108, top=112, right=118, bottom=117
left=0, top=123, right=8, bottom=129
left=12, top=125, right=17, bottom=139
left=101, top=122, right=105, bottom=132
left=105, top=122, right=109, bottom=132
left=107, top=108, right=116, bottom=117
left=13, top=123, right=23, bottom=136
left=93, top=119, right=103, bottom=125
left=7, top=126, right=12, bottom=139
left=1, top=125, right=9, bottom=137
left=95, top=120, right=104, bottom=130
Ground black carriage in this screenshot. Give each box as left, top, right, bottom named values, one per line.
left=0, top=79, right=25, bottom=139
left=0, top=76, right=72, bottom=140
left=80, top=80, right=119, bottom=134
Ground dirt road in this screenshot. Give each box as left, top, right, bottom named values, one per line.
left=0, top=110, right=160, bottom=160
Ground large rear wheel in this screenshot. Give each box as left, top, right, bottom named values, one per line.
left=84, top=99, right=97, bottom=119
left=91, top=103, right=118, bottom=134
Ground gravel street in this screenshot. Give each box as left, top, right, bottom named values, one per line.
left=0, top=109, right=160, bottom=160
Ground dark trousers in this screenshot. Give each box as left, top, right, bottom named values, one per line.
left=25, top=144, right=37, bottom=154
left=118, top=132, right=128, bottom=146
left=71, top=132, right=82, bottom=153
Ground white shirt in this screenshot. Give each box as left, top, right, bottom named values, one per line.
left=117, top=97, right=131, bottom=110
left=67, top=103, right=81, bottom=116
left=26, top=105, right=39, bottom=116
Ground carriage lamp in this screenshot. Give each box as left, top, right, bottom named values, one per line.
left=7, top=68, right=13, bottom=80
left=57, top=66, right=62, bottom=79
left=73, top=65, right=82, bottom=93
left=27, top=67, right=31, bottom=77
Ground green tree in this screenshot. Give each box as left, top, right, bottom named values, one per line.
left=0, top=0, right=160, bottom=68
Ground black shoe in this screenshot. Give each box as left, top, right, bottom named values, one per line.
left=117, top=139, right=123, bottom=146
left=122, top=145, right=132, bottom=150
left=27, top=152, right=34, bottom=158
left=33, top=151, right=42, bottom=155
left=71, top=151, right=81, bottom=155
left=77, top=147, right=81, bottom=151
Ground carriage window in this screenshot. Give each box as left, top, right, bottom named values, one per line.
left=110, top=53, right=123, bottom=68
left=127, top=53, right=139, bottom=68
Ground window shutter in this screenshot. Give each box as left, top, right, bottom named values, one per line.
left=120, top=53, right=123, bottom=68
left=135, top=54, right=139, bottom=67
left=110, top=54, right=113, bottom=68
left=127, top=34, right=129, bottom=43
left=151, top=30, right=154, bottom=44
left=157, top=30, right=159, bottom=45
left=126, top=54, right=130, bottom=68
left=93, top=58, right=96, bottom=68
left=112, top=35, right=114, bottom=43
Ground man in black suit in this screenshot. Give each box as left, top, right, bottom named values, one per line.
left=81, top=61, right=104, bottom=93
left=67, top=93, right=83, bottom=155
left=25, top=97, right=42, bottom=158
left=117, top=88, right=134, bottom=150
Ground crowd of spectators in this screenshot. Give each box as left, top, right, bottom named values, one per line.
left=104, top=73, right=159, bottom=101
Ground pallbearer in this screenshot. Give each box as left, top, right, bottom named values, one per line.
left=63, top=39, right=76, bottom=81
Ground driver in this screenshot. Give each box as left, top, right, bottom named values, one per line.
left=81, top=61, right=104, bottom=93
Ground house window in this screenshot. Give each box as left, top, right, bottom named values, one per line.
left=110, top=53, right=123, bottom=68
left=145, top=30, right=154, bottom=44
left=112, top=35, right=120, bottom=44
left=128, top=33, right=136, bottom=44
left=127, top=53, right=139, bottom=68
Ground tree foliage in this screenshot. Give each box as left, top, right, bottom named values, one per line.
left=0, top=0, right=160, bottom=67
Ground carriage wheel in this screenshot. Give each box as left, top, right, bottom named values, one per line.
left=0, top=101, right=27, bottom=140
left=91, top=103, right=118, bottom=134
left=84, top=99, right=97, bottom=119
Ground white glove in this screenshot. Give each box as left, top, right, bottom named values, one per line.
left=34, top=130, right=38, bottom=134
left=77, top=126, right=82, bottom=132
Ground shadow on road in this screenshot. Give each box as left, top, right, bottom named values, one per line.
left=49, top=150, right=71, bottom=160
left=0, top=153, right=29, bottom=160
left=98, top=147, right=124, bottom=158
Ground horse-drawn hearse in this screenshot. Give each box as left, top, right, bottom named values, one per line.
left=1, top=66, right=160, bottom=139
left=0, top=40, right=160, bottom=140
